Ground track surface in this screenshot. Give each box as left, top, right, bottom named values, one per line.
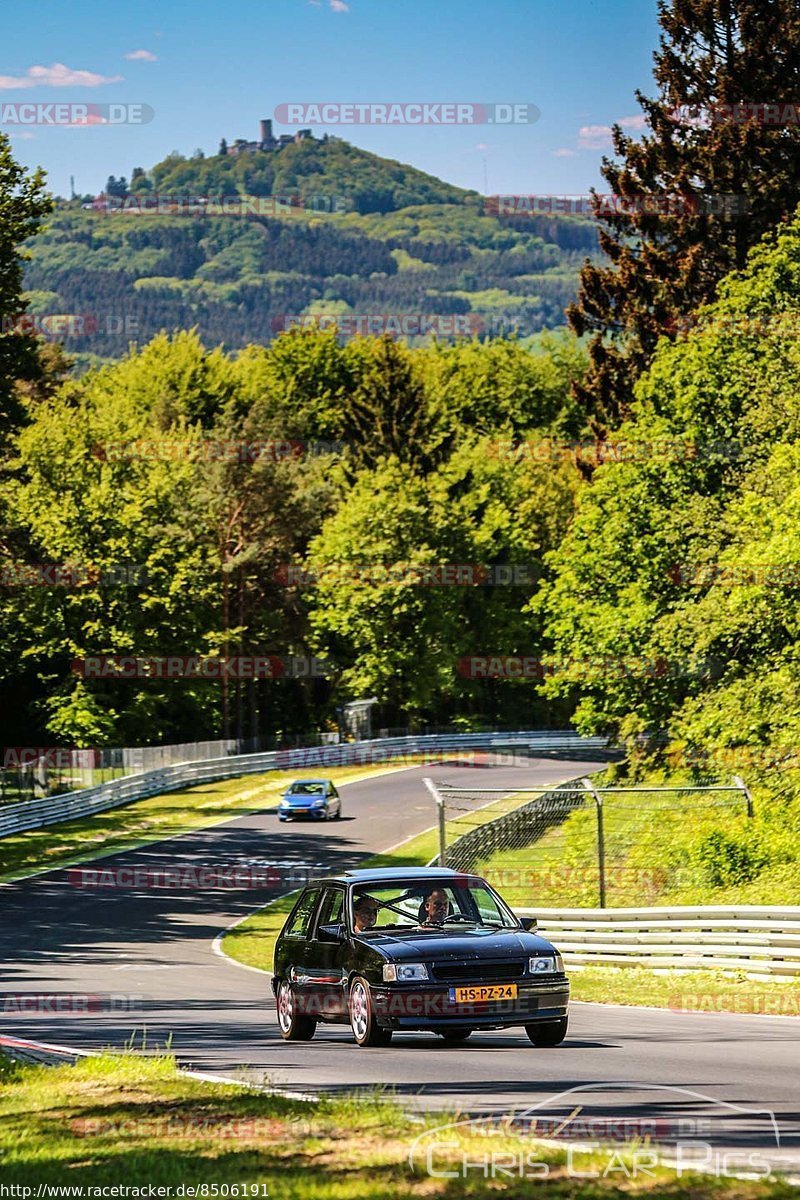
left=1, top=757, right=799, bottom=1172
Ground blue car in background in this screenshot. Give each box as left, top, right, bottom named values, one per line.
left=279, top=779, right=342, bottom=822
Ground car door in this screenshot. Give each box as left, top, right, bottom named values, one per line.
left=280, top=887, right=324, bottom=1015
left=303, top=885, right=349, bottom=1019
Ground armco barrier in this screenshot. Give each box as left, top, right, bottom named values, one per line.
left=516, top=906, right=800, bottom=977
left=0, top=731, right=613, bottom=839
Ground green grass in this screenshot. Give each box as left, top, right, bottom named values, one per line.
left=0, top=1051, right=793, bottom=1196
left=0, top=761, right=414, bottom=885
left=571, top=966, right=800, bottom=1011
left=468, top=766, right=797, bottom=909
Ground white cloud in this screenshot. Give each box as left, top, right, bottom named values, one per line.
left=330, top=0, right=349, bottom=9
left=576, top=113, right=647, bottom=150
left=0, top=63, right=123, bottom=90
left=552, top=147, right=576, bottom=158
left=124, top=49, right=158, bottom=62
left=577, top=123, right=614, bottom=150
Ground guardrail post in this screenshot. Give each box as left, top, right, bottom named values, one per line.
left=733, top=775, right=754, bottom=819
left=582, top=776, right=606, bottom=908
left=424, top=777, right=447, bottom=867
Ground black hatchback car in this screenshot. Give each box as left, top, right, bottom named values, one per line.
left=272, top=867, right=569, bottom=1046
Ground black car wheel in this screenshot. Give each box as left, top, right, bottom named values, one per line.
left=276, top=979, right=317, bottom=1041
left=525, top=1017, right=568, bottom=1047
left=440, top=1027, right=473, bottom=1043
left=349, top=976, right=392, bottom=1046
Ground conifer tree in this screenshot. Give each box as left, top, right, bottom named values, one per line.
left=569, top=0, right=800, bottom=426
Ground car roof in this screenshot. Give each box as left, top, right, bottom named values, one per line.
left=286, top=778, right=333, bottom=785
left=312, top=867, right=482, bottom=886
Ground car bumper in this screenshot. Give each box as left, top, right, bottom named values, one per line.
left=370, top=979, right=569, bottom=1031
left=278, top=807, right=327, bottom=819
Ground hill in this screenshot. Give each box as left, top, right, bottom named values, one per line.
left=23, top=137, right=601, bottom=363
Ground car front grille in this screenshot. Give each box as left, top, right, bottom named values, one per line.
left=432, top=960, right=526, bottom=983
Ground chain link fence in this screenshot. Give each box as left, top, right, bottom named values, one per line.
left=425, top=775, right=753, bottom=908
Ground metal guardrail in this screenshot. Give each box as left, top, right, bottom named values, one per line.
left=0, top=730, right=613, bottom=839
left=516, top=906, right=800, bottom=977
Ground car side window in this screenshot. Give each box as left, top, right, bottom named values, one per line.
left=329, top=785, right=338, bottom=798
left=283, top=888, right=322, bottom=938
left=315, top=887, right=344, bottom=931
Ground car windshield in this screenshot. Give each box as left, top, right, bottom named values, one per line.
left=288, top=782, right=325, bottom=795
left=349, top=878, right=518, bottom=934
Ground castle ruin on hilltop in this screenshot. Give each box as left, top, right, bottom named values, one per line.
left=226, top=119, right=314, bottom=155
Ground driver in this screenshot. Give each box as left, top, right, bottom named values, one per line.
left=421, top=888, right=450, bottom=926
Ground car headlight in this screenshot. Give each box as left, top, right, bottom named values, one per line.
left=528, top=955, right=563, bottom=974
left=383, top=963, right=429, bottom=982
left=312, top=796, right=325, bottom=806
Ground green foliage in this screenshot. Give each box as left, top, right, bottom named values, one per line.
left=1, top=324, right=587, bottom=742
left=695, top=829, right=768, bottom=889
left=570, top=0, right=800, bottom=425
left=0, top=132, right=54, bottom=435
left=538, top=205, right=800, bottom=887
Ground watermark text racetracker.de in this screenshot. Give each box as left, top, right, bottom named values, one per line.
left=272, top=312, right=485, bottom=338
left=275, top=101, right=539, bottom=125
left=1, top=563, right=146, bottom=588
left=67, top=862, right=326, bottom=889
left=1, top=313, right=138, bottom=340
left=91, top=192, right=348, bottom=216
left=2, top=993, right=143, bottom=1014
left=488, top=192, right=751, bottom=221
left=0, top=102, right=154, bottom=126
left=92, top=438, right=345, bottom=463
left=275, top=563, right=534, bottom=587
left=457, top=654, right=723, bottom=679
left=70, top=655, right=331, bottom=680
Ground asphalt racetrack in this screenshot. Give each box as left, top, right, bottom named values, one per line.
left=1, top=757, right=799, bottom=1173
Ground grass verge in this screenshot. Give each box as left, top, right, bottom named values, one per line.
left=571, top=966, right=800, bottom=1012
left=0, top=1051, right=793, bottom=1196
left=0, top=761, right=414, bottom=885
left=471, top=763, right=800, bottom=909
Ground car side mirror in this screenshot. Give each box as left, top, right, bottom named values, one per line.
left=318, top=922, right=345, bottom=943
left=519, top=916, right=538, bottom=931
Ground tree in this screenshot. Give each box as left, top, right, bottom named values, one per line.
left=569, top=0, right=800, bottom=427
left=219, top=138, right=228, bottom=157
left=539, top=208, right=800, bottom=763
left=0, top=133, right=53, bottom=438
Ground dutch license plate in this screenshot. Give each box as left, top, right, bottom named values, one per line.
left=449, top=983, right=518, bottom=1003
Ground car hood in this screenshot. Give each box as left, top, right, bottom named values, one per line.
left=357, top=927, right=559, bottom=960
left=282, top=793, right=324, bottom=803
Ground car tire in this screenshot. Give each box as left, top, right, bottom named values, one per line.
left=525, top=1016, right=568, bottom=1047
left=441, top=1027, right=473, bottom=1042
left=349, top=976, right=391, bottom=1046
left=334, top=804, right=342, bottom=820
left=276, top=979, right=317, bottom=1041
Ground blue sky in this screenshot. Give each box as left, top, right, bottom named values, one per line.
left=1, top=0, right=661, bottom=198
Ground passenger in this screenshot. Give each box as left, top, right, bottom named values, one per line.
left=353, top=895, right=379, bottom=933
